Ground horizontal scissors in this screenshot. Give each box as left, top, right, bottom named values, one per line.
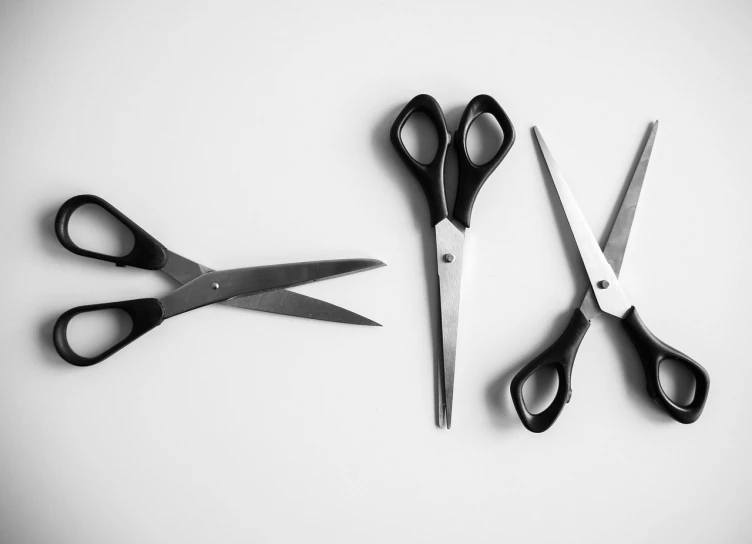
left=391, top=94, right=515, bottom=428
left=510, top=123, right=710, bottom=432
left=53, top=195, right=385, bottom=366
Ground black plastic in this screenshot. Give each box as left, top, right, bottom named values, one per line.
left=55, top=194, right=168, bottom=270
left=510, top=309, right=591, bottom=433
left=390, top=94, right=451, bottom=226
left=621, top=307, right=709, bottom=424
left=453, top=95, right=516, bottom=228
left=53, top=298, right=165, bottom=366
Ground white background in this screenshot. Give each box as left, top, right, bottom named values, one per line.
left=1, top=1, right=751, bottom=542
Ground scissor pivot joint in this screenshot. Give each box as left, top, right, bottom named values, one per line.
left=443, top=253, right=455, bottom=263
left=598, top=280, right=610, bottom=289
left=210, top=282, right=220, bottom=290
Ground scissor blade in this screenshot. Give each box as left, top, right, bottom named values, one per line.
left=435, top=218, right=465, bottom=429
left=160, top=259, right=385, bottom=319
left=579, top=122, right=658, bottom=320
left=534, top=127, right=632, bottom=319
left=603, top=121, right=659, bottom=275
left=221, top=290, right=381, bottom=326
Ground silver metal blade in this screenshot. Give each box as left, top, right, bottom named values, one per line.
left=534, top=127, right=632, bottom=319
left=579, top=121, right=658, bottom=320
left=435, top=218, right=465, bottom=429
left=160, top=259, right=385, bottom=319
left=222, top=290, right=381, bottom=326
left=603, top=121, right=658, bottom=275
left=161, top=250, right=380, bottom=325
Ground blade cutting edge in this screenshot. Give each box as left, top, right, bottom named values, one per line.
left=435, top=218, right=465, bottom=429
left=160, top=259, right=385, bottom=319
left=534, top=127, right=632, bottom=319
left=579, top=121, right=658, bottom=320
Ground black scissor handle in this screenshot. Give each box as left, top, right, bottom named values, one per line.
left=621, top=307, right=710, bottom=424
left=390, top=94, right=451, bottom=226
left=55, top=194, right=168, bottom=270
left=53, top=298, right=165, bottom=366
left=453, top=95, right=515, bottom=228
left=510, top=309, right=590, bottom=433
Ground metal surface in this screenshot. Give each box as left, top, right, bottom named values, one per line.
left=577, top=121, right=658, bottom=321
left=434, top=218, right=465, bottom=429
left=160, top=259, right=385, bottom=319
left=225, top=289, right=381, bottom=326
left=162, top=250, right=380, bottom=325
left=602, top=121, right=658, bottom=275
left=162, top=250, right=208, bottom=285
left=534, top=127, right=632, bottom=319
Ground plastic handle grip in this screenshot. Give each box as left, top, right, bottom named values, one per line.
left=453, top=95, right=515, bottom=228
left=53, top=298, right=165, bottom=366
left=510, top=309, right=590, bottom=433
left=55, top=194, right=168, bottom=270
left=389, top=94, right=451, bottom=226
left=621, top=307, right=710, bottom=424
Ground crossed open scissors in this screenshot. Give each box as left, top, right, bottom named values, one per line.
left=510, top=123, right=710, bottom=432
left=53, top=195, right=384, bottom=366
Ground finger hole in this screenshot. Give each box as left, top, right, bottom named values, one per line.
left=66, top=309, right=133, bottom=358
left=522, top=364, right=560, bottom=415
left=401, top=112, right=438, bottom=164
left=659, top=359, right=697, bottom=406
left=466, top=113, right=504, bottom=166
left=68, top=204, right=135, bottom=257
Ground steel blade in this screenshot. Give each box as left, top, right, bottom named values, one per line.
left=579, top=122, right=658, bottom=320
left=534, top=127, right=632, bottom=318
left=222, top=290, right=381, bottom=326
left=435, top=218, right=465, bottom=429
left=603, top=121, right=658, bottom=275
left=160, top=259, right=385, bottom=319
left=161, top=250, right=209, bottom=284
left=161, top=251, right=380, bottom=325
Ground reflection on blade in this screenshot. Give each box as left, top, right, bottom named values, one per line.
left=435, top=218, right=465, bottom=429
left=579, top=122, right=658, bottom=321
left=602, top=121, right=658, bottom=276
left=534, top=127, right=632, bottom=319
left=221, top=290, right=381, bottom=326
left=160, top=259, right=385, bottom=319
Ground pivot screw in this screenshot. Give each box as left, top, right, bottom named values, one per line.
left=211, top=282, right=220, bottom=290
left=444, top=253, right=455, bottom=263
left=598, top=280, right=610, bottom=289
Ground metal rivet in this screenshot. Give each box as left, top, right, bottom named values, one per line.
left=211, top=282, right=220, bottom=290
left=598, top=280, right=610, bottom=289
left=444, top=253, right=455, bottom=263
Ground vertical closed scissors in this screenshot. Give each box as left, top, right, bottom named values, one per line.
left=390, top=94, right=515, bottom=428
left=510, top=123, right=710, bottom=432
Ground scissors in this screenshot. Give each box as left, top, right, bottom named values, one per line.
left=510, top=123, right=710, bottom=432
left=390, top=94, right=515, bottom=428
left=53, top=194, right=385, bottom=366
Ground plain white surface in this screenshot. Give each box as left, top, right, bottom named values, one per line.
left=1, top=0, right=751, bottom=542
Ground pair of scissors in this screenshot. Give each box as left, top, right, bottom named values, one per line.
left=510, top=123, right=710, bottom=432
left=53, top=194, right=385, bottom=366
left=390, top=94, right=515, bottom=428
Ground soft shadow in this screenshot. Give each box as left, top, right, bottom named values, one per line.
left=486, top=309, right=573, bottom=429
left=38, top=203, right=68, bottom=259
left=38, top=312, right=68, bottom=369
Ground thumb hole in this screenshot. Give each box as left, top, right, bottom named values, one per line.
left=66, top=308, right=133, bottom=358
left=659, top=359, right=697, bottom=406
left=522, top=364, right=560, bottom=415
